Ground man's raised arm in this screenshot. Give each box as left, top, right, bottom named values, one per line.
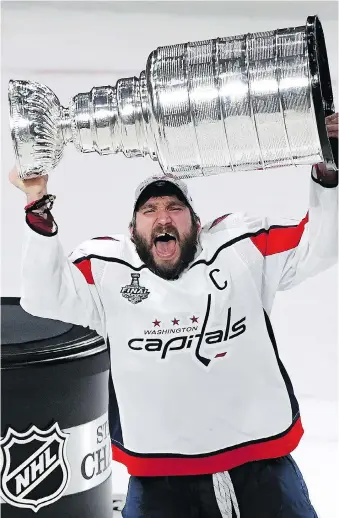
left=9, top=168, right=106, bottom=336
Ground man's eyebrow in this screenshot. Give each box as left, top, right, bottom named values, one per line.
left=167, top=200, right=186, bottom=207
left=139, top=199, right=186, bottom=211
left=139, top=201, right=157, bottom=210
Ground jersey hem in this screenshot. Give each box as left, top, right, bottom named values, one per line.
left=111, top=417, right=303, bottom=476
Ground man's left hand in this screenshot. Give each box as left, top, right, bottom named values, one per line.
left=325, top=112, right=338, bottom=139
left=313, top=113, right=338, bottom=184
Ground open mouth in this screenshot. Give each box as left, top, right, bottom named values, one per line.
left=153, top=233, right=178, bottom=259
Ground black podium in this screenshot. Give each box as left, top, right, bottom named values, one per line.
left=1, top=298, right=112, bottom=517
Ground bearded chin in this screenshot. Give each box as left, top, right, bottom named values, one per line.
left=132, top=225, right=199, bottom=280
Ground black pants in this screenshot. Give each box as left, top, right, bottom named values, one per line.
left=122, top=455, right=318, bottom=518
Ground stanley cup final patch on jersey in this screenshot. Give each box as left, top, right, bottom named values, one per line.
left=0, top=422, right=70, bottom=512
left=121, top=273, right=150, bottom=304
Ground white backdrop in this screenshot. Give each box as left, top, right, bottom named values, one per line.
left=1, top=1, right=338, bottom=516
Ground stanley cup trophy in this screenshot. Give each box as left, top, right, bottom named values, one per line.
left=8, top=15, right=337, bottom=180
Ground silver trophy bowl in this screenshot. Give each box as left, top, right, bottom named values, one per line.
left=9, top=15, right=337, bottom=180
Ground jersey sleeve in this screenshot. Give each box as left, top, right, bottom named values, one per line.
left=20, top=222, right=106, bottom=337
left=248, top=174, right=337, bottom=306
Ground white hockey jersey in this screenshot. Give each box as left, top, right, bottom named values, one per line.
left=20, top=178, right=338, bottom=476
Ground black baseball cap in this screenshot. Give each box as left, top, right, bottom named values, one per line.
left=133, top=175, right=195, bottom=213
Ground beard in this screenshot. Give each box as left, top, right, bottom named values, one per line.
left=132, top=222, right=199, bottom=280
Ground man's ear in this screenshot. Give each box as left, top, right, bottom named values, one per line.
left=129, top=223, right=135, bottom=239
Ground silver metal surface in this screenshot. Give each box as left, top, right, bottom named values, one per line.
left=8, top=16, right=336, bottom=180
left=0, top=412, right=112, bottom=506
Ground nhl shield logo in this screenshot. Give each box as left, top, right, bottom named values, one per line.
left=121, top=273, right=150, bottom=304
left=0, top=422, right=70, bottom=512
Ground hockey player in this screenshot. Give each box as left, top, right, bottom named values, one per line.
left=9, top=113, right=338, bottom=517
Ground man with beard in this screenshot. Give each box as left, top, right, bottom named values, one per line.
left=9, top=112, right=338, bottom=517
left=130, top=178, right=200, bottom=280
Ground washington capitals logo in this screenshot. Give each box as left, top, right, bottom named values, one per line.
left=0, top=423, right=70, bottom=512
left=128, top=295, right=247, bottom=368
left=121, top=273, right=150, bottom=304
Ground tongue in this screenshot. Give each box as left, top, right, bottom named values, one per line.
left=155, top=240, right=176, bottom=257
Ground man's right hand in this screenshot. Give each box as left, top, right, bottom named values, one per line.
left=9, top=167, right=48, bottom=205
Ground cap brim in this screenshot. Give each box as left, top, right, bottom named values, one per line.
left=134, top=180, right=191, bottom=212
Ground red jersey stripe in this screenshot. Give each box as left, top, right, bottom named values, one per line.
left=74, top=259, right=95, bottom=285
left=111, top=417, right=303, bottom=477
left=26, top=212, right=54, bottom=233
left=251, top=214, right=309, bottom=256
left=91, top=236, right=119, bottom=241
left=209, top=214, right=230, bottom=230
